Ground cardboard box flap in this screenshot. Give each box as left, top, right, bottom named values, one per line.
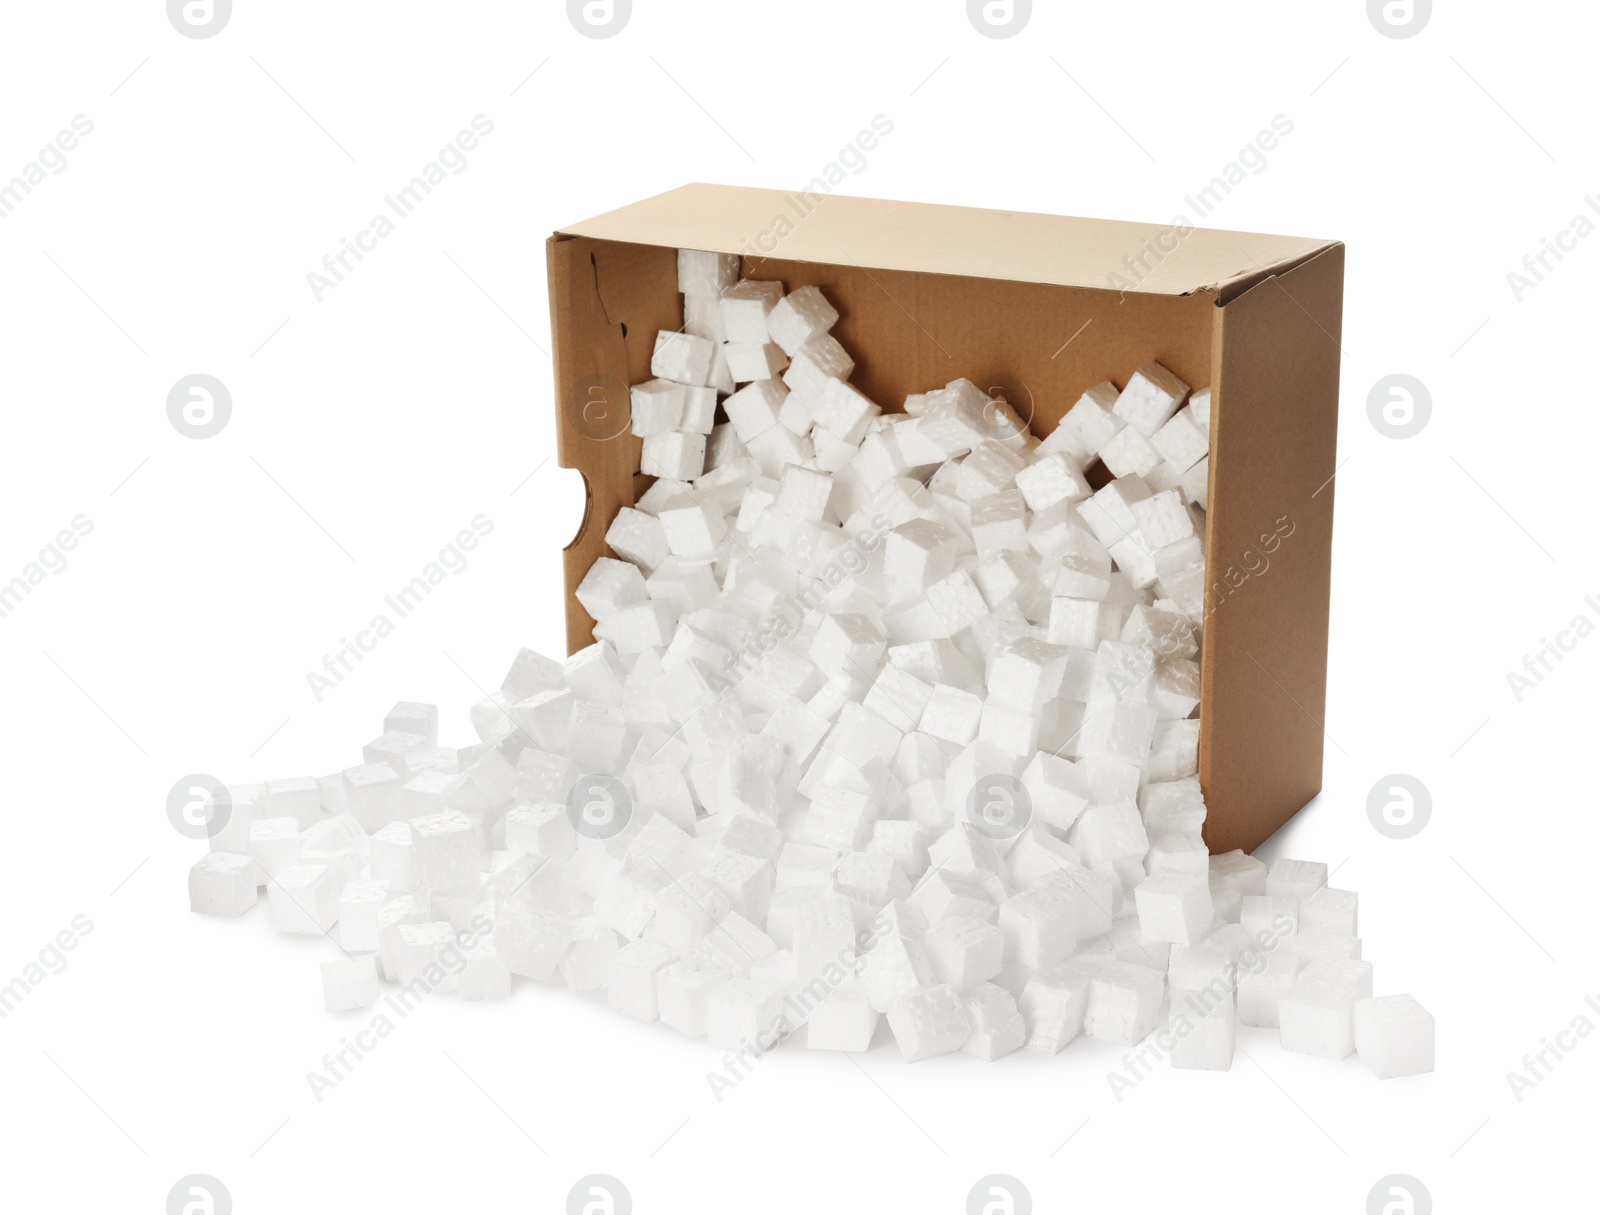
left=557, top=183, right=1335, bottom=299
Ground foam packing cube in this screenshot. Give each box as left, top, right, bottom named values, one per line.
left=189, top=852, right=258, bottom=917
left=338, top=878, right=389, bottom=952
left=678, top=249, right=739, bottom=297
left=1168, top=985, right=1235, bottom=1071
left=720, top=279, right=784, bottom=343
left=1266, top=858, right=1329, bottom=903
left=705, top=978, right=786, bottom=1051
left=925, top=914, right=1005, bottom=990
left=630, top=378, right=686, bottom=437
left=268, top=863, right=338, bottom=934
left=640, top=432, right=706, bottom=481
left=725, top=341, right=788, bottom=383
left=1134, top=871, right=1212, bottom=945
left=1020, top=961, right=1095, bottom=1053
left=1301, top=887, right=1359, bottom=937
left=1099, top=426, right=1163, bottom=480
left=321, top=955, right=380, bottom=1013
left=607, top=940, right=678, bottom=1022
left=782, top=333, right=855, bottom=402
left=1150, top=409, right=1208, bottom=473
left=960, top=983, right=1026, bottom=1060
left=1130, top=490, right=1195, bottom=550
left=805, top=980, right=879, bottom=1051
left=767, top=284, right=840, bottom=356
left=658, top=957, right=732, bottom=1038
left=1061, top=382, right=1124, bottom=456
left=1113, top=361, right=1190, bottom=436
left=410, top=810, right=479, bottom=891
left=607, top=507, right=670, bottom=572
left=1279, top=957, right=1374, bottom=1060
left=1084, top=961, right=1165, bottom=1045
left=1354, top=994, right=1434, bottom=1078
left=887, top=983, right=971, bottom=1061
left=724, top=378, right=786, bottom=442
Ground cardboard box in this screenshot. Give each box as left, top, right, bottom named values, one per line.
left=547, top=184, right=1342, bottom=855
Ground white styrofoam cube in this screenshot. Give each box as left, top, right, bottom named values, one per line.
left=1015, top=452, right=1091, bottom=512
left=321, top=955, right=380, bottom=1012
left=1301, top=887, right=1359, bottom=937
left=337, top=878, right=389, bottom=952
left=1084, top=961, right=1164, bottom=1045
left=725, top=341, right=789, bottom=383
left=705, top=978, right=786, bottom=1051
left=640, top=431, right=707, bottom=481
left=925, top=914, right=1005, bottom=991
left=1237, top=950, right=1303, bottom=1028
left=960, top=983, right=1026, bottom=1060
left=630, top=378, right=687, bottom=436
left=1279, top=957, right=1375, bottom=1060
left=805, top=980, right=879, bottom=1051
left=1113, top=361, right=1190, bottom=436
left=248, top=817, right=302, bottom=884
left=887, top=984, right=971, bottom=1062
left=189, top=852, right=258, bottom=917
left=1099, top=425, right=1162, bottom=479
left=678, top=249, right=739, bottom=297
left=720, top=279, right=784, bottom=343
left=998, top=884, right=1076, bottom=970
left=410, top=810, right=479, bottom=892
left=658, top=957, right=732, bottom=1037
left=1061, top=382, right=1124, bottom=455
left=767, top=284, right=839, bottom=356
left=268, top=863, right=338, bottom=934
left=1150, top=408, right=1208, bottom=473
left=607, top=939, right=678, bottom=1022
left=724, top=377, right=786, bottom=442
left=1169, top=984, right=1235, bottom=1071
left=1354, top=994, right=1434, bottom=1078
left=1134, top=872, right=1212, bottom=945
left=1265, top=858, right=1329, bottom=903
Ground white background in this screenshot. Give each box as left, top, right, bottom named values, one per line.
left=1, top=1, right=1592, bottom=1211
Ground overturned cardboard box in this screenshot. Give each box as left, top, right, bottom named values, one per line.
left=547, top=183, right=1342, bottom=855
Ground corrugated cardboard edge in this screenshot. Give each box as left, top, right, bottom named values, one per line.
left=557, top=183, right=1336, bottom=300
left=1200, top=242, right=1345, bottom=854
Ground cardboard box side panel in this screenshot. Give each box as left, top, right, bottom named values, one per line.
left=559, top=183, right=1335, bottom=298
left=549, top=236, right=679, bottom=650
left=1200, top=244, right=1344, bottom=854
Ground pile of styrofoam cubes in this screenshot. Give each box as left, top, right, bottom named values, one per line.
left=189, top=251, right=1431, bottom=1080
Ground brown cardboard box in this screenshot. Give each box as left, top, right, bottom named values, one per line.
left=547, top=184, right=1342, bottom=855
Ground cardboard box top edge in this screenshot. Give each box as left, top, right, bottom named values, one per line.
left=555, top=182, right=1337, bottom=300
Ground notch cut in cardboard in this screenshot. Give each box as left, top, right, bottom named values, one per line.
left=547, top=183, right=1342, bottom=855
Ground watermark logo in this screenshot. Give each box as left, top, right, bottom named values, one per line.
left=1366, top=1174, right=1430, bottom=1215
left=966, top=774, right=1031, bottom=840
left=1367, top=774, right=1430, bottom=840
left=566, top=1174, right=631, bottom=1215
left=168, top=774, right=230, bottom=841
left=1367, top=0, right=1430, bottom=39
left=168, top=374, right=232, bottom=439
left=572, top=375, right=631, bottom=442
left=167, top=1174, right=231, bottom=1215
left=567, top=774, right=632, bottom=840
left=167, top=0, right=231, bottom=39
left=567, top=0, right=631, bottom=38
left=966, top=1174, right=1032, bottom=1215
left=1366, top=374, right=1430, bottom=440
left=967, top=0, right=1031, bottom=39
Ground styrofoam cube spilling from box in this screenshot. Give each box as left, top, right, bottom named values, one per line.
left=191, top=266, right=1423, bottom=1081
